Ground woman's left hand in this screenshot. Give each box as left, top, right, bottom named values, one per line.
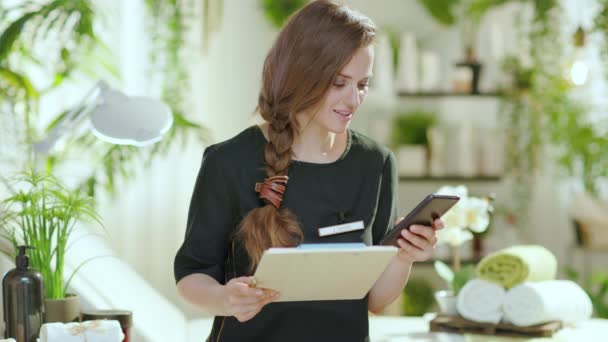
left=395, top=218, right=444, bottom=263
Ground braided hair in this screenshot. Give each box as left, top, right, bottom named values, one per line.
left=233, top=0, right=376, bottom=271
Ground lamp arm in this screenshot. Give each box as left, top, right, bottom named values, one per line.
left=33, top=80, right=109, bottom=157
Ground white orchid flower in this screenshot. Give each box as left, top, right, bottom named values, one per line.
left=464, top=197, right=491, bottom=233
left=435, top=185, right=468, bottom=199
left=436, top=226, right=473, bottom=246
left=441, top=204, right=467, bottom=228
left=434, top=185, right=492, bottom=246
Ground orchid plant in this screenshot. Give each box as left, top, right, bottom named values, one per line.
left=433, top=185, right=492, bottom=294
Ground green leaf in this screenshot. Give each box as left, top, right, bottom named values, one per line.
left=391, top=111, right=436, bottom=146
left=0, top=11, right=38, bottom=61
left=261, top=0, right=308, bottom=28
left=0, top=67, right=39, bottom=101
left=417, top=0, right=460, bottom=26
left=453, top=265, right=475, bottom=294
left=0, top=168, right=103, bottom=299
left=402, top=277, right=435, bottom=316
left=63, top=255, right=112, bottom=295
left=434, top=260, right=454, bottom=288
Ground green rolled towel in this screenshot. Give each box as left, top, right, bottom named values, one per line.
left=475, top=245, right=557, bottom=288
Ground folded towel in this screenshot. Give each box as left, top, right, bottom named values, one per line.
left=475, top=245, right=557, bottom=288
left=457, top=278, right=506, bottom=324
left=503, top=280, right=592, bottom=326
left=39, top=320, right=124, bottom=342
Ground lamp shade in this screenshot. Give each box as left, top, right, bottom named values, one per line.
left=90, top=88, right=173, bottom=147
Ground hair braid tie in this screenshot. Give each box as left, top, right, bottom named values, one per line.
left=254, top=175, right=289, bottom=208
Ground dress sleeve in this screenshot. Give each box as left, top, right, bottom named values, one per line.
left=372, top=151, right=398, bottom=245
left=174, top=146, right=235, bottom=284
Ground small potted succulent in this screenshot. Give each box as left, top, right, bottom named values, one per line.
left=391, top=110, right=436, bottom=176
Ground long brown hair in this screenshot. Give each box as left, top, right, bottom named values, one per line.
left=234, top=0, right=376, bottom=271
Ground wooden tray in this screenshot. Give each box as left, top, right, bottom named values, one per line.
left=429, top=315, right=563, bottom=338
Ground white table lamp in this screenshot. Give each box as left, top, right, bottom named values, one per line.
left=34, top=80, right=173, bottom=156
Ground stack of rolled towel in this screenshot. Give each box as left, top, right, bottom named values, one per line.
left=456, top=245, right=593, bottom=327
left=39, top=320, right=124, bottom=342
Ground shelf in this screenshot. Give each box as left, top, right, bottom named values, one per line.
left=399, top=176, right=502, bottom=182
left=397, top=91, right=502, bottom=98
left=418, top=256, right=483, bottom=266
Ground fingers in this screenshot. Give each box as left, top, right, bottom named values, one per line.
left=401, top=229, right=434, bottom=250
left=397, top=237, right=433, bottom=260
left=229, top=276, right=256, bottom=288
left=403, top=225, right=437, bottom=246
left=233, top=291, right=280, bottom=322
left=398, top=224, right=438, bottom=262
left=225, top=277, right=280, bottom=321
left=433, top=218, right=445, bottom=230
left=230, top=285, right=278, bottom=305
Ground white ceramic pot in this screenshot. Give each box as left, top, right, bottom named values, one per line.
left=396, top=32, right=419, bottom=92
left=434, top=290, right=458, bottom=316
left=396, top=145, right=427, bottom=176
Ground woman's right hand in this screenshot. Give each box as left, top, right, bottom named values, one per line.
left=223, top=276, right=280, bottom=322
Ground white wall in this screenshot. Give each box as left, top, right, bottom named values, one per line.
left=204, top=0, right=276, bottom=141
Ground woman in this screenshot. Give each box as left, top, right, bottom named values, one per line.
left=174, top=1, right=443, bottom=341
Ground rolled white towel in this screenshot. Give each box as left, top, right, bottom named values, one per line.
left=0, top=339, right=16, bottom=342
left=39, top=320, right=124, bottom=342
left=457, top=278, right=506, bottom=324
left=503, top=280, right=592, bottom=326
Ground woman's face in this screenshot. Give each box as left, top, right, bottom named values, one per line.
left=308, top=45, right=374, bottom=134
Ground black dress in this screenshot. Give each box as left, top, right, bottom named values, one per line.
left=174, top=125, right=397, bottom=342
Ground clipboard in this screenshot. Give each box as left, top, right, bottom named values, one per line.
left=252, top=244, right=398, bottom=302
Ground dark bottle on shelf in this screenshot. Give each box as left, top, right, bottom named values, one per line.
left=2, top=246, right=44, bottom=342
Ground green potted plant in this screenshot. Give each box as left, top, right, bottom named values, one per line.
left=402, top=277, right=435, bottom=316
left=0, top=169, right=103, bottom=322
left=433, top=262, right=475, bottom=315
left=391, top=110, right=436, bottom=176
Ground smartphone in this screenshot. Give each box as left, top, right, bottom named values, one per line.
left=379, top=194, right=460, bottom=246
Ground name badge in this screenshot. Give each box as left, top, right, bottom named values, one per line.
left=318, top=220, right=364, bottom=237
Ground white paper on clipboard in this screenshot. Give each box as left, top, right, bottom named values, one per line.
left=252, top=244, right=398, bottom=302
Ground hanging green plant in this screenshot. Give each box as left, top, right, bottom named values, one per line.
left=500, top=0, right=608, bottom=221
left=0, top=0, right=107, bottom=144
left=498, top=2, right=560, bottom=226
left=417, top=0, right=461, bottom=26
left=421, top=0, right=607, bottom=226
left=144, top=0, right=208, bottom=158
left=418, top=0, right=559, bottom=27
left=261, top=0, right=307, bottom=28
left=0, top=0, right=208, bottom=199
left=594, top=0, right=608, bottom=80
